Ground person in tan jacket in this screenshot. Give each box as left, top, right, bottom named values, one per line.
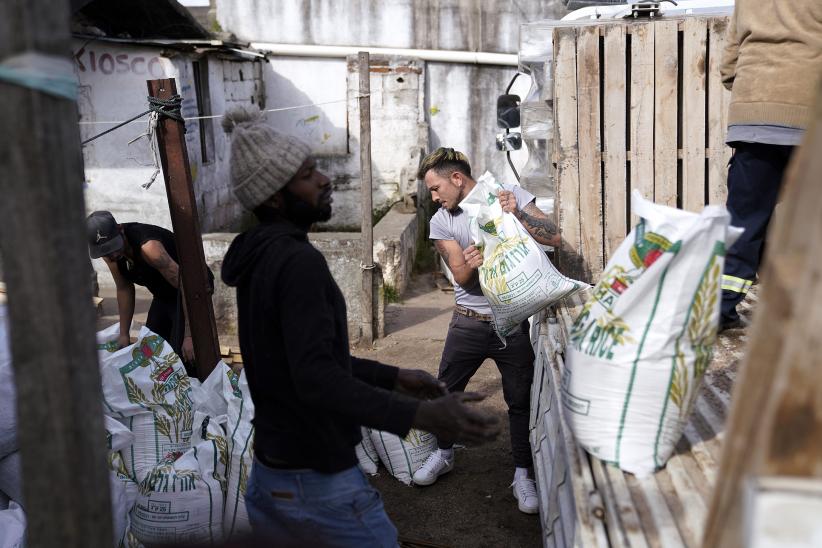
left=718, top=0, right=822, bottom=330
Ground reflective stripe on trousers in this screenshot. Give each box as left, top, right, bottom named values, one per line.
left=721, top=274, right=753, bottom=295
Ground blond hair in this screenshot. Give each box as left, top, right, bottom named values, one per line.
left=417, top=147, right=472, bottom=180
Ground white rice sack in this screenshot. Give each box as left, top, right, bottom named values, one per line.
left=109, top=452, right=140, bottom=548
left=130, top=445, right=224, bottom=546
left=110, top=467, right=132, bottom=546
left=98, top=326, right=193, bottom=420
left=105, top=415, right=135, bottom=455
left=0, top=501, right=25, bottom=548
left=0, top=304, right=17, bottom=459
left=355, top=427, right=380, bottom=475
left=222, top=366, right=254, bottom=539
left=192, top=361, right=230, bottom=418
left=119, top=410, right=193, bottom=483
left=119, top=529, right=146, bottom=548
left=461, top=172, right=586, bottom=340
left=564, top=192, right=742, bottom=476
left=192, top=411, right=229, bottom=492
left=370, top=429, right=437, bottom=485
left=0, top=452, right=22, bottom=510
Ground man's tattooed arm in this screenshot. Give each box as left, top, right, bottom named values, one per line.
left=514, top=202, right=561, bottom=247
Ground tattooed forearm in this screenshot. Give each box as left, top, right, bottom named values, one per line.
left=142, top=241, right=181, bottom=288
left=515, top=204, right=560, bottom=246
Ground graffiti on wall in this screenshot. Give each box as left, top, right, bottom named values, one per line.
left=74, top=45, right=166, bottom=77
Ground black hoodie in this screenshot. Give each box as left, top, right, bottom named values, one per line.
left=222, top=217, right=419, bottom=473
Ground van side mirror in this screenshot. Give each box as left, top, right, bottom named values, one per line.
left=496, top=94, right=521, bottom=129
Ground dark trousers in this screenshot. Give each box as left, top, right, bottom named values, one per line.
left=721, top=142, right=794, bottom=324
left=146, top=294, right=192, bottom=374
left=437, top=312, right=535, bottom=468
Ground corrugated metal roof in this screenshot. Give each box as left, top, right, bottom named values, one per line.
left=72, top=0, right=210, bottom=40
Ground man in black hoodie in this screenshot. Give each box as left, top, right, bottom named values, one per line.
left=220, top=107, right=499, bottom=547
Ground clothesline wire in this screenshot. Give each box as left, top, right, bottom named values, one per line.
left=78, top=98, right=351, bottom=126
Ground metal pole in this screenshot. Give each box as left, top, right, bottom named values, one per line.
left=147, top=78, right=221, bottom=380
left=0, top=1, right=113, bottom=544
left=359, top=51, right=375, bottom=346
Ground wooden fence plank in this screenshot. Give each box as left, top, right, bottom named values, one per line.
left=654, top=20, right=680, bottom=208
left=576, top=25, right=604, bottom=277
left=707, top=17, right=731, bottom=206
left=554, top=27, right=585, bottom=280
left=681, top=18, right=708, bottom=212
left=603, top=24, right=628, bottom=260
left=629, top=21, right=655, bottom=225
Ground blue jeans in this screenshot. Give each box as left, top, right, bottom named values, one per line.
left=245, top=459, right=399, bottom=548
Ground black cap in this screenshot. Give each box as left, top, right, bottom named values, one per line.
left=87, top=211, right=124, bottom=259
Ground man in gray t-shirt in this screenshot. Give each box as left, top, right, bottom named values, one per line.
left=412, top=147, right=561, bottom=515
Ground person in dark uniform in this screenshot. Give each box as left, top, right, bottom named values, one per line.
left=87, top=211, right=212, bottom=370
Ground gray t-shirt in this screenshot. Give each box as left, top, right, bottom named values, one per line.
left=429, top=183, right=536, bottom=314
left=726, top=124, right=804, bottom=147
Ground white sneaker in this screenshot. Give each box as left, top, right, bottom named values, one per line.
left=412, top=450, right=454, bottom=486
left=512, top=477, right=539, bottom=514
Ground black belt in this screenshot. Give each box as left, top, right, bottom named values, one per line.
left=454, top=305, right=494, bottom=322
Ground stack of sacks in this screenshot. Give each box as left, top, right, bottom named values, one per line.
left=360, top=428, right=438, bottom=485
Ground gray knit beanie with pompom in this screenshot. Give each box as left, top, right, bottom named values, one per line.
left=222, top=106, right=312, bottom=211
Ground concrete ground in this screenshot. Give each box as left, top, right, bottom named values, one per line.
left=355, top=275, right=542, bottom=548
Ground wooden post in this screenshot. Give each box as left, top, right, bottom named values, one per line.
left=358, top=52, right=375, bottom=346
left=0, top=1, right=113, bottom=545
left=703, top=86, right=822, bottom=547
left=147, top=78, right=220, bottom=380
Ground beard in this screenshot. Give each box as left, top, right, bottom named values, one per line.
left=281, top=187, right=332, bottom=228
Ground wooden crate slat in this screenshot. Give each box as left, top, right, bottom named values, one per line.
left=591, top=458, right=633, bottom=547
left=603, top=463, right=652, bottom=548
left=664, top=454, right=709, bottom=547
left=629, top=473, right=687, bottom=547
left=707, top=17, right=731, bottom=206
left=576, top=25, right=605, bottom=277
left=603, top=24, right=628, bottom=261
left=653, top=19, right=680, bottom=209
left=681, top=18, right=708, bottom=212
left=629, top=21, right=656, bottom=225
left=554, top=26, right=584, bottom=280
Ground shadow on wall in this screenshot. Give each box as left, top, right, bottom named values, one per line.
left=257, top=62, right=354, bottom=230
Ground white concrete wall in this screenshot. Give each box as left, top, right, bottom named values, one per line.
left=215, top=0, right=565, bottom=53
left=215, top=0, right=566, bottom=222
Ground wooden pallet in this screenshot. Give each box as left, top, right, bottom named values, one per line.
left=552, top=16, right=733, bottom=282
left=219, top=345, right=243, bottom=367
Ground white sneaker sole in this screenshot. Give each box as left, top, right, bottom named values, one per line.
left=413, top=463, right=453, bottom=486
left=513, top=489, right=539, bottom=514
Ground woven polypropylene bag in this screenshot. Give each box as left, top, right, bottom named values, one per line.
left=563, top=192, right=742, bottom=476
left=461, top=172, right=586, bottom=341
